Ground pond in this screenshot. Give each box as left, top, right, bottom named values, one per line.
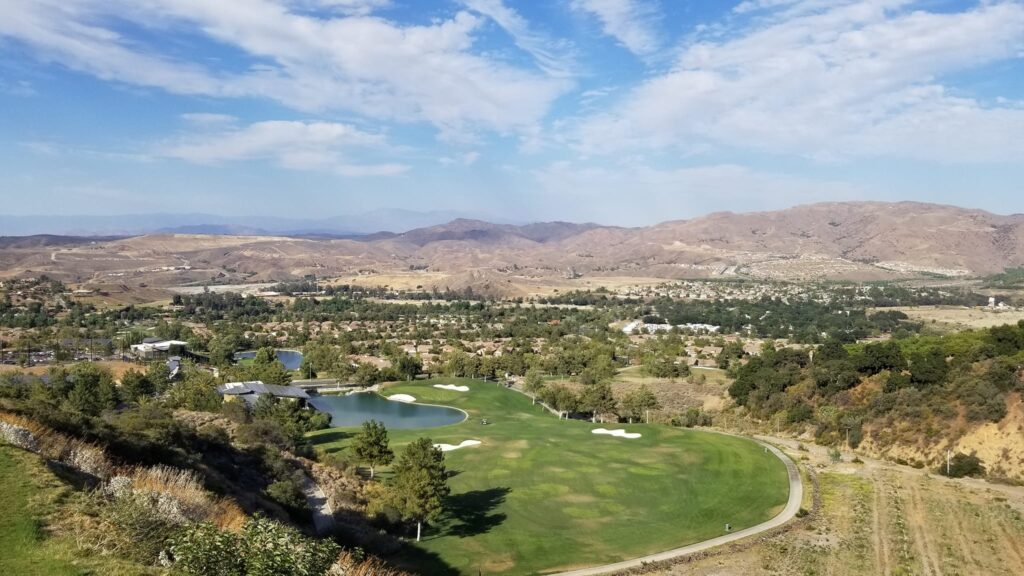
left=234, top=349, right=304, bottom=371
left=308, top=393, right=466, bottom=429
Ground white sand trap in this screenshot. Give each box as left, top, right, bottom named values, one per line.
left=592, top=428, right=642, bottom=439
left=433, top=384, right=470, bottom=392
left=387, top=394, right=416, bottom=403
left=434, top=440, right=482, bottom=452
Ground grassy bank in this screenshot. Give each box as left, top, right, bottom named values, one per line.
left=0, top=446, right=154, bottom=575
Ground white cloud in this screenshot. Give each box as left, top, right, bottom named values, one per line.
left=533, top=161, right=864, bottom=224
left=0, top=0, right=570, bottom=136
left=459, top=0, right=577, bottom=78
left=161, top=120, right=408, bottom=176
left=570, top=0, right=661, bottom=56
left=439, top=151, right=481, bottom=166
left=287, top=0, right=391, bottom=16
left=573, top=1, right=1024, bottom=163
left=180, top=113, right=238, bottom=126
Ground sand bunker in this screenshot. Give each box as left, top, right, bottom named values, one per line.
left=387, top=394, right=416, bottom=403
left=434, top=440, right=482, bottom=452
left=433, top=384, right=470, bottom=392
left=592, top=428, right=642, bottom=439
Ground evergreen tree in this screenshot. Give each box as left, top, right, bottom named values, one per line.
left=388, top=437, right=450, bottom=541
left=351, top=420, right=394, bottom=479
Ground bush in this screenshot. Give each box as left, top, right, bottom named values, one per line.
left=171, top=523, right=243, bottom=575
left=240, top=516, right=339, bottom=576
left=938, top=453, right=985, bottom=478
left=173, top=517, right=340, bottom=576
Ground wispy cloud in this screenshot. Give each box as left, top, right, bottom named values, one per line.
left=179, top=113, right=238, bottom=127
left=460, top=0, right=577, bottom=78
left=573, top=1, right=1024, bottom=163
left=570, top=0, right=662, bottom=56
left=0, top=0, right=570, bottom=137
left=439, top=151, right=481, bottom=166
left=161, top=120, right=408, bottom=176
left=0, top=79, right=36, bottom=97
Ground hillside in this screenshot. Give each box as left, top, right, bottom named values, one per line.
left=3, top=202, right=1023, bottom=294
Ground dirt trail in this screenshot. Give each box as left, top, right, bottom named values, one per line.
left=905, top=483, right=942, bottom=576
left=871, top=476, right=890, bottom=576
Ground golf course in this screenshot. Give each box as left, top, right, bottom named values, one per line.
left=309, top=379, right=792, bottom=575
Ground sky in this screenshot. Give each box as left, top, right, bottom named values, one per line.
left=1, top=0, right=1023, bottom=226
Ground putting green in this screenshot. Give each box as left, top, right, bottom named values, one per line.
left=309, top=379, right=789, bottom=575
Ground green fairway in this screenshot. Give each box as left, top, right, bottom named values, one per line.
left=309, top=379, right=790, bottom=575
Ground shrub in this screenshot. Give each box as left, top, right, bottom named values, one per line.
left=240, top=516, right=339, bottom=576
left=171, top=522, right=243, bottom=576
left=173, top=517, right=341, bottom=576
left=938, top=453, right=985, bottom=478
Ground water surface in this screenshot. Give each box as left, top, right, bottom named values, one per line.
left=234, top=349, right=304, bottom=371
left=309, top=393, right=465, bottom=429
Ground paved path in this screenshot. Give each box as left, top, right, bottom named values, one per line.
left=301, top=473, right=336, bottom=535
left=548, top=437, right=803, bottom=576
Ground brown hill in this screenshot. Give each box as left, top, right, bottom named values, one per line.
left=3, top=202, right=1022, bottom=293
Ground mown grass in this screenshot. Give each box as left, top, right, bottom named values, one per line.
left=309, top=378, right=790, bottom=575
left=0, top=446, right=157, bottom=576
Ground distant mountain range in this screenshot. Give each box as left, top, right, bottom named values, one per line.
left=0, top=209, right=517, bottom=237
left=2, top=202, right=1023, bottom=294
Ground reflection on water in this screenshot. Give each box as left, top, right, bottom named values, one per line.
left=309, top=393, right=465, bottom=429
left=234, top=349, right=304, bottom=371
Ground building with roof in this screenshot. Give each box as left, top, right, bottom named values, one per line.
left=216, top=380, right=311, bottom=408
left=130, top=339, right=188, bottom=359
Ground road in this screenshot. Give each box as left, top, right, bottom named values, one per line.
left=548, top=436, right=803, bottom=576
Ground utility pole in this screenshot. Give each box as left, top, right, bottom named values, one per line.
left=947, top=449, right=952, bottom=476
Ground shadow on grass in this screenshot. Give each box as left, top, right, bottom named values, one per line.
left=393, top=543, right=462, bottom=576
left=442, top=486, right=511, bottom=538
left=310, top=430, right=353, bottom=445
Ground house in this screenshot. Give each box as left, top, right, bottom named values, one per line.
left=216, top=380, right=311, bottom=408
left=130, top=338, right=188, bottom=359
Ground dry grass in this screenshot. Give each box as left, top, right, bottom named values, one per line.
left=884, top=305, right=1024, bottom=331
left=328, top=551, right=414, bottom=576
left=646, top=452, right=1024, bottom=576
left=0, top=411, right=115, bottom=478
left=0, top=360, right=142, bottom=381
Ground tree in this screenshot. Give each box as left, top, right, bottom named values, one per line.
left=354, top=363, right=381, bottom=386
left=908, top=346, right=948, bottom=387
left=395, top=354, right=423, bottom=381
left=120, top=368, right=154, bottom=402
left=620, top=384, right=660, bottom=423
left=166, top=369, right=221, bottom=412
left=540, top=384, right=579, bottom=418
left=388, top=437, right=450, bottom=541
left=352, top=420, right=394, bottom=479
left=64, top=362, right=119, bottom=415
left=254, top=347, right=277, bottom=365
left=523, top=368, right=545, bottom=403
left=580, top=382, right=617, bottom=423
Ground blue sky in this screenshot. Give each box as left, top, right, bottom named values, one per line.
left=1, top=0, right=1023, bottom=226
